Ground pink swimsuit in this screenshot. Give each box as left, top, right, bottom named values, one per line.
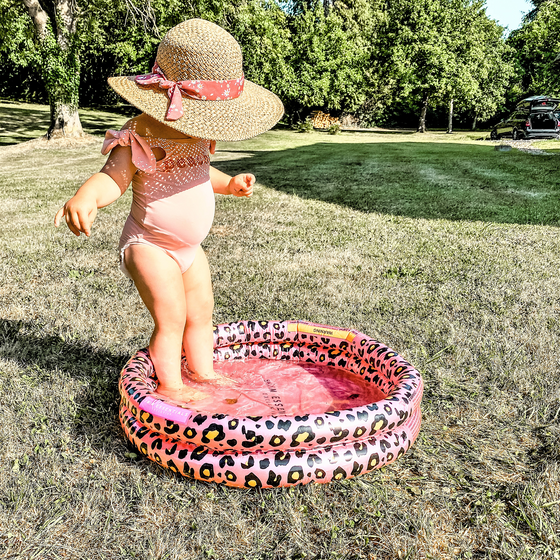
left=102, top=129, right=215, bottom=276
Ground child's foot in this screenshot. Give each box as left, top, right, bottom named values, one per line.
left=155, top=383, right=209, bottom=403
left=187, top=370, right=237, bottom=387
left=181, top=357, right=236, bottom=386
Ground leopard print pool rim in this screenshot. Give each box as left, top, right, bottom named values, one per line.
left=119, top=320, right=423, bottom=488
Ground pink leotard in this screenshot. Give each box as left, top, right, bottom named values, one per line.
left=102, top=129, right=215, bottom=277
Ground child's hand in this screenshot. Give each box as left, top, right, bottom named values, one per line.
left=54, top=194, right=98, bottom=237
left=228, top=174, right=255, bottom=197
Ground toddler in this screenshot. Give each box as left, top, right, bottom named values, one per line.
left=54, top=19, right=283, bottom=403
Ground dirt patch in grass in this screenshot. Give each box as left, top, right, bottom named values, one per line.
left=1, top=108, right=560, bottom=560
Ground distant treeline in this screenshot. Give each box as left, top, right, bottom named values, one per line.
left=1, top=0, right=558, bottom=129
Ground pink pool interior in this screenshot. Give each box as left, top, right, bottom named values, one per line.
left=175, top=358, right=387, bottom=416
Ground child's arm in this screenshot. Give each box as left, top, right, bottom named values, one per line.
left=54, top=145, right=137, bottom=237
left=210, top=166, right=255, bottom=197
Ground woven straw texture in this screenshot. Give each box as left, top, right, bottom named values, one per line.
left=108, top=19, right=284, bottom=142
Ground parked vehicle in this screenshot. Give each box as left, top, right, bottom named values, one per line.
left=491, top=96, right=560, bottom=140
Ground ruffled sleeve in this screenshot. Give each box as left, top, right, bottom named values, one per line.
left=101, top=129, right=157, bottom=174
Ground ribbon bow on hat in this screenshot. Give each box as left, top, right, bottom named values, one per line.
left=135, top=62, right=245, bottom=121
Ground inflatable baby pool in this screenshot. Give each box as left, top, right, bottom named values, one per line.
left=119, top=320, right=423, bottom=488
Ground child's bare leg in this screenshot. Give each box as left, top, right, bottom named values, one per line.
left=182, top=246, right=231, bottom=384
left=124, top=244, right=208, bottom=401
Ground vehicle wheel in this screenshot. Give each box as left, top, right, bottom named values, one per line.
left=512, top=129, right=519, bottom=140
left=490, top=129, right=498, bottom=140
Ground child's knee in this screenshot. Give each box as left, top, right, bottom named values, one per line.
left=154, top=310, right=187, bottom=334
left=187, top=293, right=214, bottom=324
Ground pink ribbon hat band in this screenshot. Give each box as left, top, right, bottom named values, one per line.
left=135, top=62, right=245, bottom=121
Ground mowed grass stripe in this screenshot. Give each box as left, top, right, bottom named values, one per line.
left=1, top=103, right=559, bottom=560
left=216, top=137, right=560, bottom=225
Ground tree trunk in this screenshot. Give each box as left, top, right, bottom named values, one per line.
left=43, top=39, right=83, bottom=139
left=21, top=0, right=83, bottom=139
left=472, top=116, right=477, bottom=130
left=447, top=98, right=454, bottom=134
left=417, top=95, right=429, bottom=133
left=49, top=102, right=83, bottom=138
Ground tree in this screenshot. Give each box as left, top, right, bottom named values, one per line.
left=0, top=0, right=519, bottom=132
left=19, top=0, right=83, bottom=138
left=380, top=0, right=458, bottom=132
left=376, top=0, right=514, bottom=132
left=0, top=0, right=44, bottom=103
left=508, top=0, right=560, bottom=97
left=219, top=1, right=295, bottom=112
left=280, top=1, right=372, bottom=119
left=4, top=0, right=179, bottom=138
left=3, top=0, right=293, bottom=135
left=443, top=0, right=515, bottom=132
left=466, top=11, right=515, bottom=128
left=525, top=0, right=550, bottom=21
left=335, top=0, right=391, bottom=126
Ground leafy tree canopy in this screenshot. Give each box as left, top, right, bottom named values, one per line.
left=508, top=0, right=560, bottom=97
left=0, top=0, right=528, bottom=133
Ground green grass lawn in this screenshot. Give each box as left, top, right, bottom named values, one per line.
left=1, top=103, right=560, bottom=560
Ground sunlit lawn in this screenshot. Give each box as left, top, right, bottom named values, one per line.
left=1, top=102, right=559, bottom=560
left=534, top=137, right=560, bottom=154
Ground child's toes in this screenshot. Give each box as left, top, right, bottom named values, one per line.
left=155, top=384, right=209, bottom=404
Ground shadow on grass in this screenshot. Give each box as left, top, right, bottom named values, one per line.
left=0, top=102, right=129, bottom=145
left=0, top=319, right=128, bottom=374
left=0, top=318, right=130, bottom=443
left=0, top=105, right=51, bottom=146
left=78, top=110, right=132, bottom=136
left=217, top=140, right=560, bottom=226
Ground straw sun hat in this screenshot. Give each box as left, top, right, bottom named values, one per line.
left=108, top=19, right=284, bottom=141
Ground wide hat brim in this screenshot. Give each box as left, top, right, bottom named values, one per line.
left=108, top=76, right=284, bottom=142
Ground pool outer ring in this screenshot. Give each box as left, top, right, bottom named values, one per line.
left=119, top=398, right=422, bottom=488
left=119, top=320, right=423, bottom=455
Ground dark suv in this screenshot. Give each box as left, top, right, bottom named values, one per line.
left=491, top=96, right=560, bottom=140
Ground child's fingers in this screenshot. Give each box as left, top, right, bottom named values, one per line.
left=85, top=207, right=97, bottom=236
left=244, top=175, right=254, bottom=196
left=54, top=206, right=65, bottom=227
left=55, top=205, right=80, bottom=236
left=209, top=141, right=216, bottom=154
left=67, top=210, right=83, bottom=236
left=235, top=184, right=252, bottom=197
left=55, top=202, right=96, bottom=236
left=76, top=210, right=90, bottom=237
